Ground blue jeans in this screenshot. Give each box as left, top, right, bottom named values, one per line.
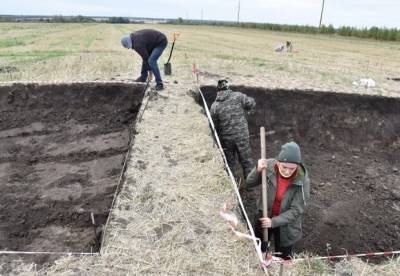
left=141, top=42, right=167, bottom=85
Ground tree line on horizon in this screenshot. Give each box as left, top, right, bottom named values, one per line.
left=170, top=18, right=400, bottom=42
left=0, top=15, right=141, bottom=24
left=0, top=15, right=398, bottom=42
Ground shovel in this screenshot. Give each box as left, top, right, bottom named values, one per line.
left=260, top=127, right=269, bottom=252
left=164, top=33, right=179, bottom=75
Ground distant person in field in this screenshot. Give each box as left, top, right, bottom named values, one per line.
left=275, top=43, right=285, bottom=52
left=121, top=29, right=168, bottom=91
left=210, top=79, right=256, bottom=178
left=245, top=142, right=310, bottom=260
left=286, top=41, right=293, bottom=52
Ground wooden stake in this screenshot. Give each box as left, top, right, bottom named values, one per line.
left=279, top=263, right=284, bottom=276
left=91, top=212, right=97, bottom=239
left=260, top=127, right=268, bottom=243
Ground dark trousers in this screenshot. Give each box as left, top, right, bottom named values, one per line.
left=221, top=136, right=253, bottom=178
left=254, top=213, right=294, bottom=260
left=141, top=42, right=167, bottom=85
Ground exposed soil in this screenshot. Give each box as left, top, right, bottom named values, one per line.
left=0, top=83, right=144, bottom=267
left=200, top=85, right=400, bottom=258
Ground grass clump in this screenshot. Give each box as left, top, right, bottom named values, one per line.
left=0, top=37, right=25, bottom=48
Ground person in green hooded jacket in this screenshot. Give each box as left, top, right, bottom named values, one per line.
left=245, top=141, right=310, bottom=259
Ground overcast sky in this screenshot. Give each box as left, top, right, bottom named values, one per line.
left=2, top=0, right=399, bottom=28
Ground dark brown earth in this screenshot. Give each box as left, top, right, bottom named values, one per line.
left=200, top=85, right=400, bottom=258
left=0, top=82, right=144, bottom=267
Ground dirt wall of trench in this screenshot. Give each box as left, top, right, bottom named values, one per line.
left=200, top=85, right=400, bottom=256
left=0, top=82, right=144, bottom=266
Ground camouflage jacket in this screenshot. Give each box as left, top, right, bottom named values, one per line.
left=210, top=90, right=256, bottom=138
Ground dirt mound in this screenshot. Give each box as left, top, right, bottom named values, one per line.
left=200, top=85, right=400, bottom=257
left=0, top=83, right=144, bottom=266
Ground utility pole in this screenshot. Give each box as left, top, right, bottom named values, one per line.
left=237, top=0, right=241, bottom=24
left=201, top=9, right=203, bottom=23
left=319, top=0, right=326, bottom=30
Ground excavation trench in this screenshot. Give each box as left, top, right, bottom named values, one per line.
left=0, top=82, right=145, bottom=265
left=200, top=85, right=400, bottom=257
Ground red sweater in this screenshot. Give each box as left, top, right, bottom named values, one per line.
left=272, top=165, right=297, bottom=217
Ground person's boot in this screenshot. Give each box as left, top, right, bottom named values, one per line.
left=135, top=76, right=146, bottom=83
left=155, top=83, right=164, bottom=91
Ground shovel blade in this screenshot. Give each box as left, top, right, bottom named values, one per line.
left=164, top=63, right=172, bottom=75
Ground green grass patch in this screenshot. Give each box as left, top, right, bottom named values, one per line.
left=252, top=57, right=266, bottom=67
left=214, top=53, right=234, bottom=60
left=48, top=37, right=81, bottom=50
left=0, top=38, right=25, bottom=48
left=214, top=54, right=269, bottom=66
left=276, top=65, right=287, bottom=71
left=0, top=50, right=71, bottom=64
left=84, top=30, right=103, bottom=49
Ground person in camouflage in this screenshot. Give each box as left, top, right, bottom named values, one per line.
left=210, top=79, right=256, bottom=178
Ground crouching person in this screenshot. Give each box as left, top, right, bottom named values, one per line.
left=245, top=141, right=310, bottom=259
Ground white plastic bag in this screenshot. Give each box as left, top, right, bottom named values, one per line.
left=353, top=78, right=376, bottom=88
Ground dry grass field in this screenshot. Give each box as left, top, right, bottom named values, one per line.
left=0, top=23, right=399, bottom=96
left=1, top=23, right=399, bottom=275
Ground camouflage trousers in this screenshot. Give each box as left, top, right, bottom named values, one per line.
left=220, top=135, right=254, bottom=178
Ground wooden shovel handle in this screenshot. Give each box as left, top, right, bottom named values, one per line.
left=260, top=127, right=268, bottom=242
left=145, top=72, right=153, bottom=82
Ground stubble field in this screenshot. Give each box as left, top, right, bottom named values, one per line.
left=0, top=22, right=399, bottom=275
left=0, top=22, right=399, bottom=96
